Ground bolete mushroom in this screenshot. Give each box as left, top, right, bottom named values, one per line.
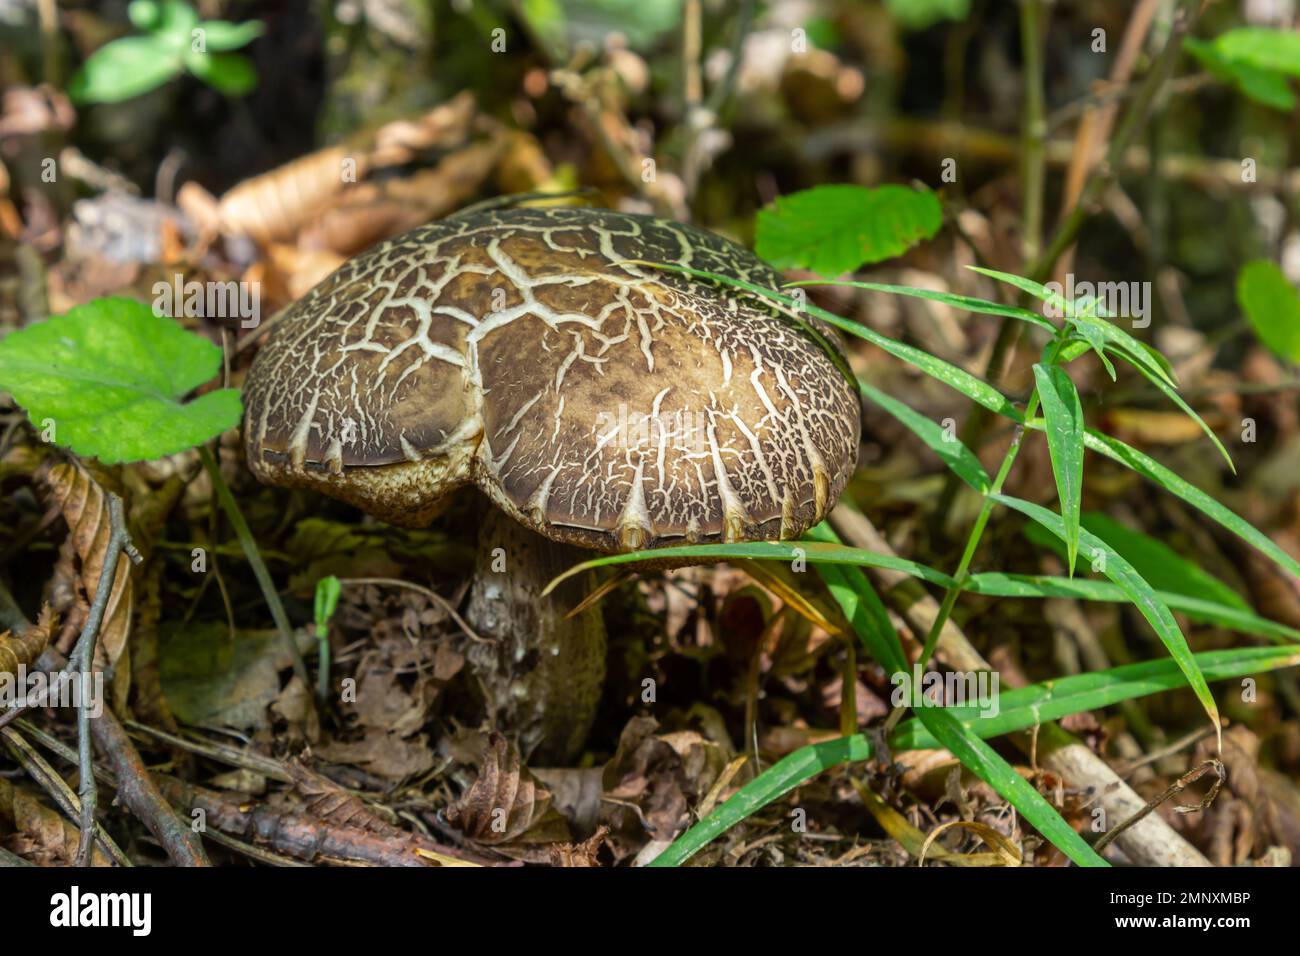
left=242, top=205, right=860, bottom=761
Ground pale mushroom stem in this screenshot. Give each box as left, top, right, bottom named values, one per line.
left=463, top=506, right=606, bottom=763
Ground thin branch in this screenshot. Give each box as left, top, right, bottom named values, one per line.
left=72, top=491, right=135, bottom=867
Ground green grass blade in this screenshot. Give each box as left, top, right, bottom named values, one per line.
left=993, top=494, right=1221, bottom=743
left=858, top=380, right=990, bottom=492
left=542, top=539, right=956, bottom=596
left=1032, top=363, right=1086, bottom=572
left=646, top=735, right=873, bottom=867
left=631, top=261, right=1022, bottom=421
left=1076, top=427, right=1300, bottom=580
left=651, top=645, right=1300, bottom=866
left=965, top=572, right=1300, bottom=644
left=784, top=279, right=1058, bottom=332
left=805, top=523, right=910, bottom=673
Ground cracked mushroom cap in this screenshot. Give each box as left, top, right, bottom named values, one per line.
left=243, top=206, right=861, bottom=552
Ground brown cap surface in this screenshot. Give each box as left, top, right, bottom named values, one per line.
left=243, top=206, right=860, bottom=551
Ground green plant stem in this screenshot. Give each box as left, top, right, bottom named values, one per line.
left=198, top=446, right=310, bottom=694
left=938, top=0, right=1201, bottom=515
left=1019, top=0, right=1047, bottom=264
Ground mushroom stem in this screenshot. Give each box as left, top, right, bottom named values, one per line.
left=464, top=506, right=606, bottom=763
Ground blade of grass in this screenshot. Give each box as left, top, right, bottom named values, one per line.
left=542, top=539, right=957, bottom=596
left=965, top=572, right=1300, bottom=644
left=1073, top=426, right=1300, bottom=579
left=784, top=279, right=1058, bottom=332
left=628, top=260, right=1022, bottom=421
left=1032, top=363, right=1086, bottom=572
left=859, top=380, right=990, bottom=492
left=993, top=493, right=1221, bottom=746
left=650, top=644, right=1300, bottom=866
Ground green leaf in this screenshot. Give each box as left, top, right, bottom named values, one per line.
left=0, top=297, right=242, bottom=463
left=993, top=494, right=1221, bottom=743
left=1237, top=259, right=1300, bottom=363
left=1184, top=37, right=1296, bottom=111
left=152, top=0, right=202, bottom=52
left=1023, top=512, right=1251, bottom=613
left=67, top=35, right=183, bottom=104
left=756, top=184, right=942, bottom=275
left=185, top=51, right=258, bottom=95
left=805, top=526, right=1105, bottom=868
left=194, top=19, right=265, bottom=51
left=313, top=575, right=342, bottom=632
left=1215, top=28, right=1300, bottom=78
left=1076, top=427, right=1300, bottom=582
left=651, top=644, right=1300, bottom=866
left=543, top=539, right=957, bottom=596
left=858, top=380, right=990, bottom=492
left=1032, top=363, right=1085, bottom=572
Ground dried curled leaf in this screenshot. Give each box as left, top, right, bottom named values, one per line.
left=43, top=462, right=133, bottom=669
left=445, top=733, right=571, bottom=853
left=0, top=605, right=56, bottom=676
left=0, top=778, right=112, bottom=866
left=217, top=93, right=477, bottom=245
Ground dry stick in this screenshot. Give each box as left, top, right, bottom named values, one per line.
left=0, top=577, right=211, bottom=866
left=1, top=725, right=132, bottom=866
left=198, top=446, right=311, bottom=695
left=72, top=492, right=137, bottom=867
left=18, top=717, right=304, bottom=867
left=1094, top=759, right=1225, bottom=855
left=827, top=505, right=1213, bottom=866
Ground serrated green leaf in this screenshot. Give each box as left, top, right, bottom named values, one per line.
left=0, top=297, right=242, bottom=463
left=67, top=35, right=183, bottom=104
left=756, top=184, right=942, bottom=275
left=1215, top=27, right=1300, bottom=78
left=993, top=493, right=1221, bottom=744
left=1237, top=259, right=1300, bottom=363
left=1032, top=363, right=1085, bottom=572
left=1184, top=37, right=1296, bottom=111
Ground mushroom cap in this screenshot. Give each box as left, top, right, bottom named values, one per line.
left=243, top=206, right=861, bottom=551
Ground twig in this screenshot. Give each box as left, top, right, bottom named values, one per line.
left=1, top=725, right=132, bottom=866
left=72, top=492, right=135, bottom=867
left=1094, top=758, right=1225, bottom=854
left=337, top=576, right=487, bottom=644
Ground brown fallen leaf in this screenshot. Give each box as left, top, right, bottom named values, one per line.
left=0, top=604, right=56, bottom=676
left=445, top=732, right=571, bottom=857
left=42, top=463, right=133, bottom=672
left=0, top=779, right=111, bottom=867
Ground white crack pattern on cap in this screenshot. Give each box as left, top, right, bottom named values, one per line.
left=243, top=206, right=861, bottom=552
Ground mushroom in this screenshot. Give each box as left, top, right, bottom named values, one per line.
left=242, top=205, right=860, bottom=761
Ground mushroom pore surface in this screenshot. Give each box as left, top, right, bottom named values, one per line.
left=243, top=206, right=861, bottom=548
